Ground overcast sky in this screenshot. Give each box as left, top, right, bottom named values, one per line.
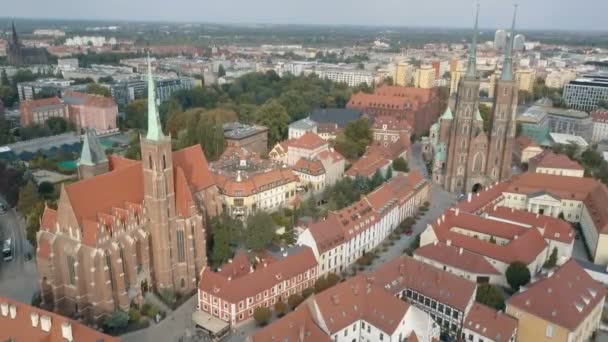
left=4, top=0, right=607, bottom=31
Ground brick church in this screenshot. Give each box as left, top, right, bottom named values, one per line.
left=426, top=6, right=519, bottom=194
left=36, top=59, right=221, bottom=323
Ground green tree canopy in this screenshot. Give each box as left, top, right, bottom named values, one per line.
left=17, top=181, right=40, bottom=215
left=392, top=157, right=409, bottom=172
left=218, top=64, right=227, bottom=78
left=274, top=301, right=288, bottom=317
left=476, top=283, right=505, bottom=310
left=544, top=247, right=558, bottom=269
left=209, top=213, right=243, bottom=267
left=86, top=83, right=111, bottom=97
left=103, top=311, right=129, bottom=330
left=287, top=294, right=304, bottom=309
left=124, top=99, right=147, bottom=130
left=253, top=307, right=271, bottom=326
left=245, top=212, right=276, bottom=252
left=506, top=261, right=531, bottom=291
left=253, top=99, right=290, bottom=147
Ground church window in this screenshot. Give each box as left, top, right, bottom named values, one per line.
left=106, top=251, right=114, bottom=291
left=191, top=222, right=197, bottom=258
left=148, top=155, right=153, bottom=170
left=181, top=278, right=186, bottom=288
left=177, top=230, right=186, bottom=262
left=67, top=255, right=76, bottom=285
left=119, top=245, right=129, bottom=287
left=162, top=155, right=167, bottom=169
left=135, top=240, right=143, bottom=272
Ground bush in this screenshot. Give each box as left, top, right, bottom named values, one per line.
left=128, top=308, right=141, bottom=323
left=288, top=294, right=304, bottom=309
left=543, top=247, right=558, bottom=269
left=302, top=287, right=314, bottom=299
left=274, top=301, right=288, bottom=317
left=506, top=261, right=531, bottom=291
left=103, top=311, right=129, bottom=331
left=476, top=284, right=505, bottom=310
left=326, top=273, right=340, bottom=287
left=253, top=307, right=271, bottom=326
left=159, top=288, right=176, bottom=305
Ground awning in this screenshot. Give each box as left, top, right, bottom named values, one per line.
left=192, top=311, right=230, bottom=336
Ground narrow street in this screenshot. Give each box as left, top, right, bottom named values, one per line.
left=0, top=196, right=39, bottom=304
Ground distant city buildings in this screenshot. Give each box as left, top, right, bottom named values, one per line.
left=311, top=66, right=377, bottom=87
left=563, top=73, right=608, bottom=111
left=414, top=65, right=436, bottom=89
left=591, top=109, right=608, bottom=143
left=16, top=78, right=81, bottom=102
left=515, top=68, right=536, bottom=92
left=494, top=29, right=508, bottom=52
left=7, top=23, right=48, bottom=66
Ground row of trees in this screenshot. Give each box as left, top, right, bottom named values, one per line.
left=333, top=117, right=373, bottom=160
left=553, top=143, right=608, bottom=186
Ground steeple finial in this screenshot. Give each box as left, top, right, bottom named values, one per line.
left=465, top=4, right=480, bottom=78
left=78, top=129, right=108, bottom=167
left=500, top=5, right=518, bottom=81
left=145, top=53, right=165, bottom=141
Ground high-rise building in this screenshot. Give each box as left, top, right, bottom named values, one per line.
left=516, top=68, right=536, bottom=92
left=450, top=66, right=466, bottom=95
left=563, top=73, right=608, bottom=111
left=394, top=61, right=413, bottom=86
left=428, top=5, right=519, bottom=194
left=513, top=34, right=525, bottom=51
left=35, top=57, right=221, bottom=322
left=414, top=65, right=436, bottom=89
left=494, top=29, right=508, bottom=52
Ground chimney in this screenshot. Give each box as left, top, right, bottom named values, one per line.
left=31, top=312, right=39, bottom=327
left=1, top=303, right=8, bottom=316
left=9, top=305, right=16, bottom=319
left=40, top=315, right=52, bottom=332
left=467, top=192, right=472, bottom=202
left=459, top=247, right=463, bottom=255
left=446, top=240, right=452, bottom=246
left=61, top=322, right=73, bottom=341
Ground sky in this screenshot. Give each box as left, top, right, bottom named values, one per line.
left=4, top=0, right=607, bottom=31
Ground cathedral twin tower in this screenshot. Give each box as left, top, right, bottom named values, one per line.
left=429, top=5, right=519, bottom=194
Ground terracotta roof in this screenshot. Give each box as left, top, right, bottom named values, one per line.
left=40, top=206, right=57, bottom=232
left=108, top=155, right=139, bottom=170
left=62, top=91, right=117, bottom=108
left=293, top=158, right=325, bottom=176
left=415, top=242, right=500, bottom=275
left=532, top=151, right=583, bottom=171
left=217, top=252, right=251, bottom=280
left=373, top=115, right=413, bottom=132
left=464, top=303, right=518, bottom=342
left=250, top=305, right=331, bottom=342
left=307, top=215, right=345, bottom=254
left=348, top=93, right=416, bottom=111
left=367, top=137, right=410, bottom=160
left=485, top=206, right=575, bottom=244
left=199, top=247, right=317, bottom=303
left=317, top=149, right=344, bottom=164
left=214, top=168, right=298, bottom=197
left=172, top=144, right=216, bottom=192
left=19, top=97, right=64, bottom=112
left=365, top=172, right=423, bottom=213
left=174, top=167, right=194, bottom=217
left=507, top=260, right=606, bottom=331
left=455, top=181, right=511, bottom=214
left=374, top=85, right=435, bottom=102
left=313, top=275, right=411, bottom=335
left=345, top=150, right=391, bottom=178
left=371, top=255, right=477, bottom=311
left=515, top=135, right=539, bottom=150
left=427, top=210, right=547, bottom=264
left=0, top=297, right=120, bottom=342
left=290, top=132, right=327, bottom=150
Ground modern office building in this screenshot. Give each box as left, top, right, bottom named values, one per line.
left=563, top=73, right=608, bottom=111
left=110, top=79, right=145, bottom=108
left=513, top=34, right=525, bottom=51
left=312, top=66, right=376, bottom=87
left=546, top=107, right=593, bottom=142
left=16, top=78, right=82, bottom=101
left=494, top=29, right=508, bottom=52
left=110, top=75, right=195, bottom=109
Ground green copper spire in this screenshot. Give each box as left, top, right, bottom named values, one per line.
left=146, top=54, right=165, bottom=141
left=500, top=5, right=518, bottom=81
left=78, top=129, right=108, bottom=167
left=465, top=4, right=480, bottom=78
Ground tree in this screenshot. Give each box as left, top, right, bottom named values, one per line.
left=544, top=247, right=558, bottom=269
left=287, top=294, right=304, bottom=309
left=103, top=310, right=129, bottom=330
left=385, top=166, right=393, bottom=181
left=218, top=64, right=226, bottom=78
left=98, top=76, right=114, bottom=84
left=124, top=99, right=147, bottom=130
left=325, top=273, right=340, bottom=287
left=476, top=283, right=505, bottom=310
left=26, top=202, right=44, bottom=247
left=17, top=181, right=40, bottom=215
left=314, top=277, right=329, bottom=293
left=253, top=99, right=290, bottom=147
left=253, top=307, right=271, bottom=326
left=245, top=212, right=276, bottom=252
left=506, top=261, right=531, bottom=291
left=209, top=213, right=242, bottom=267
left=370, top=169, right=385, bottom=189
left=274, top=301, right=288, bottom=317
left=392, top=157, right=409, bottom=172
left=0, top=68, right=9, bottom=86
left=86, top=83, right=111, bottom=97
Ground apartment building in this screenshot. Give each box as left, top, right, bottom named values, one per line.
left=372, top=115, right=412, bottom=145
left=516, top=68, right=536, bottom=93
left=591, top=109, right=608, bottom=143
left=462, top=303, right=518, bottom=342
left=528, top=151, right=585, bottom=177
left=297, top=172, right=430, bottom=276
left=506, top=260, right=605, bottom=342
left=197, top=248, right=317, bottom=325
left=19, top=97, right=69, bottom=127
left=414, top=65, right=436, bottom=89
left=563, top=73, right=608, bottom=111
left=313, top=66, right=376, bottom=87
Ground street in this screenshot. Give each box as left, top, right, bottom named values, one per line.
left=0, top=196, right=39, bottom=304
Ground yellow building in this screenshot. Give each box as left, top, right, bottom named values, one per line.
left=516, top=68, right=536, bottom=93
left=450, top=66, right=466, bottom=95
left=414, top=65, right=436, bottom=89
left=394, top=61, right=412, bottom=86
left=506, top=260, right=605, bottom=342
left=488, top=72, right=497, bottom=98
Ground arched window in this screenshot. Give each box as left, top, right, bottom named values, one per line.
left=119, top=245, right=129, bottom=287
left=162, top=155, right=167, bottom=169
left=148, top=155, right=153, bottom=170
left=181, top=278, right=186, bottom=288
left=105, top=250, right=114, bottom=290
left=135, top=240, right=143, bottom=272
left=472, top=152, right=484, bottom=173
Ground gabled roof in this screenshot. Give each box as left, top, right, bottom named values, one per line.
left=290, top=132, right=327, bottom=150
left=464, top=303, right=518, bottom=342
left=532, top=151, right=584, bottom=171
left=415, top=241, right=500, bottom=275
left=507, top=260, right=606, bottom=331
left=250, top=305, right=331, bottom=342
left=440, top=107, right=453, bottom=120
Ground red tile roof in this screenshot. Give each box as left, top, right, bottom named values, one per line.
left=415, top=242, right=500, bottom=275
left=455, top=180, right=511, bottom=214
left=464, top=303, right=518, bottom=342
left=307, top=215, right=346, bottom=254
left=373, top=115, right=413, bottom=132
left=63, top=91, right=117, bottom=108
left=172, top=144, right=216, bottom=192
left=214, top=168, right=298, bottom=197
left=217, top=252, right=251, bottom=280
left=40, top=206, right=57, bottom=232
left=293, top=158, right=325, bottom=176
left=199, top=247, right=317, bottom=303
left=290, top=132, right=327, bottom=150
left=0, top=297, right=120, bottom=342
left=249, top=305, right=331, bottom=342
left=507, top=260, right=606, bottom=331
left=532, top=151, right=584, bottom=171
left=485, top=206, right=575, bottom=244
left=515, top=135, right=539, bottom=150
left=345, top=150, right=391, bottom=178
left=317, top=149, right=344, bottom=164
left=371, top=255, right=477, bottom=311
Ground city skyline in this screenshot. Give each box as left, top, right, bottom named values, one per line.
left=3, top=0, right=608, bottom=31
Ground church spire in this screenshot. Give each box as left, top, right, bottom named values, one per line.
left=500, top=5, right=518, bottom=81
left=465, top=4, right=480, bottom=78
left=145, top=53, right=165, bottom=141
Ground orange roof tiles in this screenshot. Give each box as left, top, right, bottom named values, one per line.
left=0, top=297, right=120, bottom=342
left=290, top=132, right=327, bottom=150
left=486, top=206, right=575, bottom=244
left=293, top=158, right=325, bottom=176
left=515, top=135, right=539, bottom=150
left=415, top=242, right=500, bottom=275
left=464, top=303, right=518, bottom=342
left=172, top=144, right=216, bottom=192
left=373, top=115, right=413, bottom=132
left=536, top=151, right=584, bottom=170
left=313, top=275, right=411, bottom=335
left=108, top=155, right=139, bottom=170
left=371, top=255, right=478, bottom=311
left=214, top=168, right=298, bottom=197
left=250, top=305, right=331, bottom=342
left=317, top=149, right=344, bottom=163
left=40, top=206, right=57, bottom=232
left=19, top=96, right=63, bottom=111
left=507, top=260, right=606, bottom=331
left=217, top=252, right=251, bottom=280
left=199, top=247, right=317, bottom=303
left=345, top=150, right=391, bottom=178
left=307, top=215, right=346, bottom=254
